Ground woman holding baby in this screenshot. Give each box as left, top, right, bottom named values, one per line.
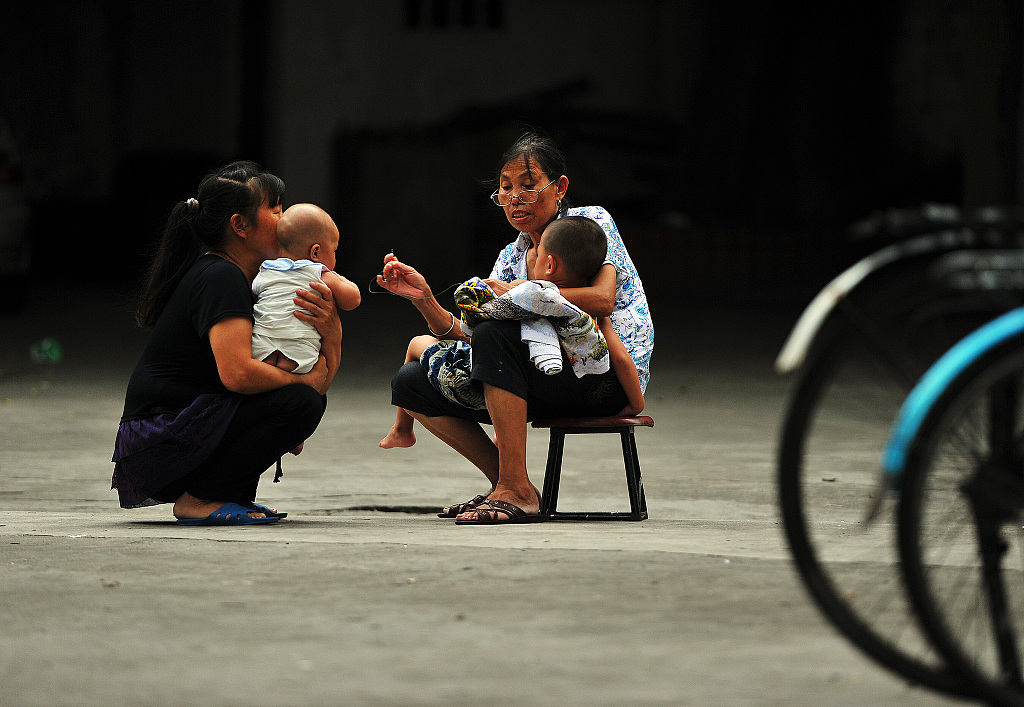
left=378, top=131, right=653, bottom=524
left=111, top=161, right=343, bottom=525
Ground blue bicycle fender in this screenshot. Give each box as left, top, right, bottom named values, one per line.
left=881, top=307, right=1024, bottom=481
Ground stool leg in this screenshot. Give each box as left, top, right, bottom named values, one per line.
left=620, top=429, right=649, bottom=521
left=540, top=429, right=565, bottom=516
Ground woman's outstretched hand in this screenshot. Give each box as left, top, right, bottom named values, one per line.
left=377, top=253, right=432, bottom=300
left=378, top=254, right=467, bottom=342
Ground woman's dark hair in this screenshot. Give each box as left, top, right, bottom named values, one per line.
left=135, top=161, right=285, bottom=328
left=497, top=130, right=570, bottom=216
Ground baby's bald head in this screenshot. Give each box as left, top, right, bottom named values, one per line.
left=277, top=203, right=340, bottom=265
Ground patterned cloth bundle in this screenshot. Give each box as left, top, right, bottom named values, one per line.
left=420, top=277, right=610, bottom=410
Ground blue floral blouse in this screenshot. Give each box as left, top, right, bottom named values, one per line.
left=489, top=205, right=653, bottom=391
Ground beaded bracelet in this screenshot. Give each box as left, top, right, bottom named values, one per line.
left=428, top=311, right=457, bottom=338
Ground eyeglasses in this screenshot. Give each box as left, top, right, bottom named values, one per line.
left=490, top=178, right=558, bottom=206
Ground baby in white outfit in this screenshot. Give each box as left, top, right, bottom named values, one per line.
left=252, top=203, right=361, bottom=373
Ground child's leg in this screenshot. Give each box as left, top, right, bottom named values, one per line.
left=380, top=410, right=417, bottom=449
left=380, top=335, right=437, bottom=449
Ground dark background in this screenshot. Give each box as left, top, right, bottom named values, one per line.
left=1, top=0, right=1022, bottom=312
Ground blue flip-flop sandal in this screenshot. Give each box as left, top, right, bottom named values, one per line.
left=247, top=502, right=288, bottom=519
left=176, top=502, right=281, bottom=526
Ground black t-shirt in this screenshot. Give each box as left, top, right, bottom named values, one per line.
left=120, top=255, right=254, bottom=421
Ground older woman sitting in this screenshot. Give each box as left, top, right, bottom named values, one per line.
left=378, top=131, right=653, bottom=524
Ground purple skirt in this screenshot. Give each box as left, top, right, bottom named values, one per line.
left=111, top=393, right=242, bottom=508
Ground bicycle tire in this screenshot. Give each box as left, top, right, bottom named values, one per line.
left=778, top=260, right=1016, bottom=696
left=898, top=333, right=1024, bottom=707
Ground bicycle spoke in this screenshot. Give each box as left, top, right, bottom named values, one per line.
left=836, top=299, right=927, bottom=390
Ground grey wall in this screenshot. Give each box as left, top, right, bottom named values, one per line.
left=2, top=1, right=1022, bottom=302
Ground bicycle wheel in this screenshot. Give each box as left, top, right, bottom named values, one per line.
left=898, top=334, right=1024, bottom=707
left=778, top=262, right=1015, bottom=696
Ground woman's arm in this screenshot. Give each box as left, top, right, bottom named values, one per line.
left=557, top=263, right=617, bottom=319
left=599, top=317, right=644, bottom=416
left=377, top=254, right=469, bottom=342
left=208, top=317, right=330, bottom=394
left=484, top=264, right=616, bottom=318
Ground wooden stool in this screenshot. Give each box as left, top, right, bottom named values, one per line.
left=531, top=416, right=654, bottom=521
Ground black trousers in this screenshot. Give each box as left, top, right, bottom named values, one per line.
left=392, top=319, right=627, bottom=422
left=154, top=384, right=325, bottom=504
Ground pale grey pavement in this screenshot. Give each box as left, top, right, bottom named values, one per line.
left=0, top=286, right=968, bottom=705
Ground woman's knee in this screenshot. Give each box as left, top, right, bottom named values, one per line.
left=470, top=319, right=519, bottom=349
left=392, top=361, right=426, bottom=396
left=469, top=319, right=523, bottom=367
left=469, top=320, right=530, bottom=399
left=277, top=384, right=326, bottom=435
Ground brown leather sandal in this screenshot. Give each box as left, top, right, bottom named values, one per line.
left=453, top=499, right=547, bottom=525
left=437, top=494, right=489, bottom=518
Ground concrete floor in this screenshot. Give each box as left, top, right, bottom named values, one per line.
left=0, top=285, right=968, bottom=705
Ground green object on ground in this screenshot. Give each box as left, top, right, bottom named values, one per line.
left=29, top=338, right=62, bottom=364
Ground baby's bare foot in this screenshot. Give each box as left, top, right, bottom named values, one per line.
left=379, top=427, right=416, bottom=449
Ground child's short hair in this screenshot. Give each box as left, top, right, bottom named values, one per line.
left=541, top=216, right=607, bottom=284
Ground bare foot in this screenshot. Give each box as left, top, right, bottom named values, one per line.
left=379, top=426, right=416, bottom=449
left=172, top=491, right=266, bottom=521
left=290, top=442, right=304, bottom=455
